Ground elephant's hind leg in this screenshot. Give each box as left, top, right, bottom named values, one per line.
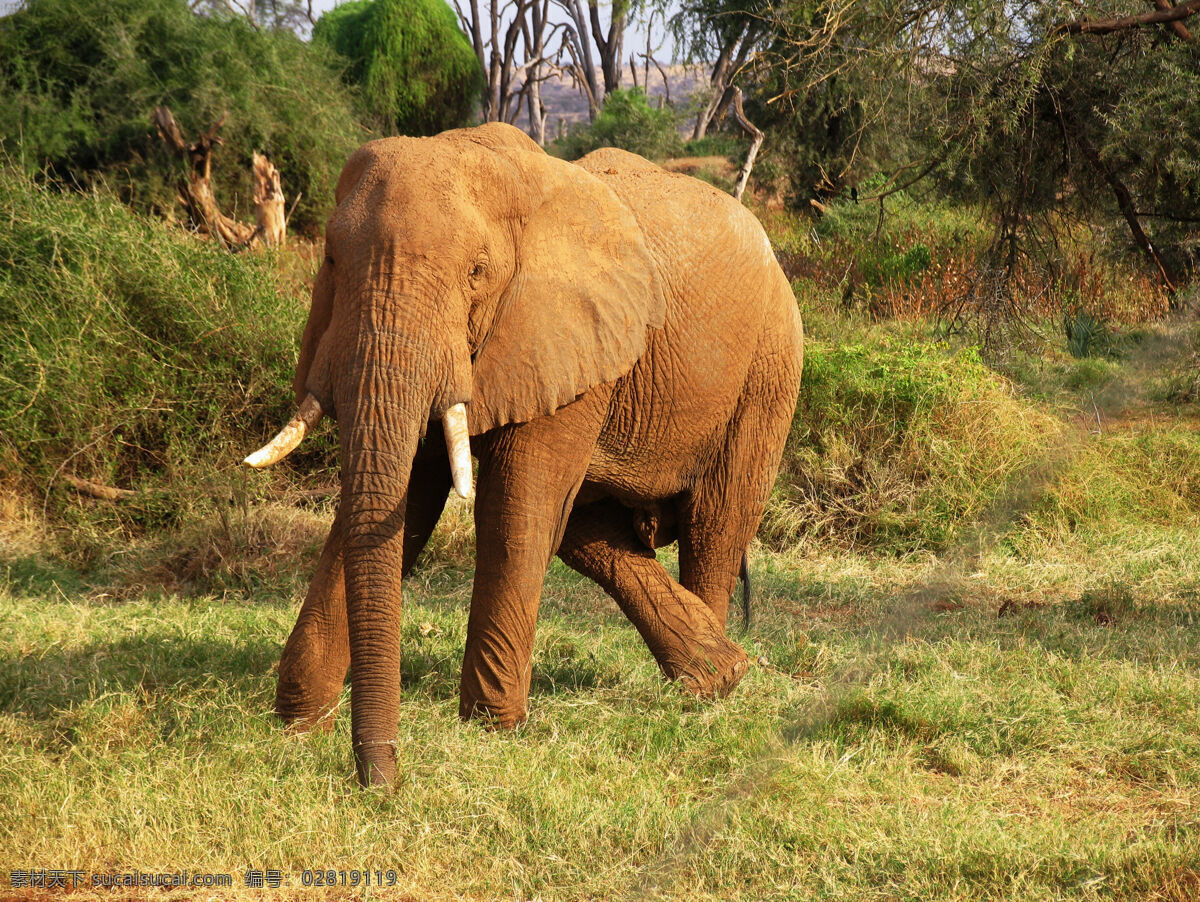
left=557, top=499, right=750, bottom=699
left=679, top=350, right=800, bottom=629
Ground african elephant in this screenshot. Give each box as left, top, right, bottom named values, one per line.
left=245, top=123, right=804, bottom=786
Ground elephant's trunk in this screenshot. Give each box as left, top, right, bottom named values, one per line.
left=335, top=293, right=471, bottom=785
left=338, top=359, right=424, bottom=786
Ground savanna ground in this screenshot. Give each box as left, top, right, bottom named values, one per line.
left=2, top=163, right=1200, bottom=901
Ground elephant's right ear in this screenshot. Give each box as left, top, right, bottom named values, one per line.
left=293, top=259, right=335, bottom=407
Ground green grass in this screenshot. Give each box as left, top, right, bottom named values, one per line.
left=3, top=517, right=1200, bottom=900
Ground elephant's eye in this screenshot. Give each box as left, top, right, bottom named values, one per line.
left=469, top=262, right=486, bottom=281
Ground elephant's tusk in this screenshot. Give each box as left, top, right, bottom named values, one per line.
left=243, top=394, right=323, bottom=468
left=442, top=402, right=473, bottom=499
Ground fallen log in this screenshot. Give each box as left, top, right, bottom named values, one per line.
left=62, top=475, right=137, bottom=501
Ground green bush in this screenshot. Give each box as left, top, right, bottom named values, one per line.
left=0, top=0, right=366, bottom=231
left=1063, top=308, right=1115, bottom=359
left=313, top=0, right=482, bottom=136
left=0, top=167, right=332, bottom=548
left=764, top=332, right=1059, bottom=553
left=552, top=89, right=683, bottom=162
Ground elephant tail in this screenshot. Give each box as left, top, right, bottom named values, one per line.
left=738, top=550, right=752, bottom=633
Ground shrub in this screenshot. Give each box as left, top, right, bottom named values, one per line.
left=0, top=0, right=365, bottom=231
left=763, top=332, right=1060, bottom=553
left=0, top=167, right=333, bottom=554
left=1063, top=308, right=1115, bottom=359
left=552, top=89, right=682, bottom=162
left=313, top=0, right=482, bottom=136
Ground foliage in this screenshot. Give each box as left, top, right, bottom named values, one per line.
left=744, top=62, right=872, bottom=204
left=1063, top=309, right=1114, bottom=360
left=0, top=0, right=365, bottom=231
left=313, top=0, right=482, bottom=136
left=764, top=320, right=1060, bottom=553
left=0, top=167, right=331, bottom=558
left=772, top=188, right=988, bottom=320
left=707, top=0, right=1199, bottom=354
left=552, top=88, right=683, bottom=161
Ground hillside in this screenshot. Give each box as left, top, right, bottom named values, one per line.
left=513, top=64, right=704, bottom=136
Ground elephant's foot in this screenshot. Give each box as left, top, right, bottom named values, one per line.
left=670, top=635, right=750, bottom=699
left=617, top=569, right=751, bottom=701
left=459, top=696, right=528, bottom=730
left=275, top=636, right=348, bottom=733
left=275, top=676, right=342, bottom=733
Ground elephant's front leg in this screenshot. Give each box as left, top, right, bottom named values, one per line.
left=460, top=392, right=610, bottom=727
left=276, top=511, right=349, bottom=731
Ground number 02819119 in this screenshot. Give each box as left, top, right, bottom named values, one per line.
left=300, top=870, right=398, bottom=887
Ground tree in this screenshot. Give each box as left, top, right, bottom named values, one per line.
left=558, top=0, right=633, bottom=118
left=670, top=0, right=770, bottom=140
left=0, top=0, right=364, bottom=231
left=451, top=0, right=563, bottom=141
left=314, top=0, right=484, bottom=136
left=189, top=0, right=318, bottom=32
left=755, top=0, right=1200, bottom=291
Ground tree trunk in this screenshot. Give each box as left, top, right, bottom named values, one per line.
left=589, top=0, right=626, bottom=97
left=693, top=23, right=755, bottom=141
left=252, top=153, right=286, bottom=247
left=1074, top=129, right=1176, bottom=292
left=562, top=0, right=602, bottom=119
left=154, top=106, right=283, bottom=249
left=712, top=86, right=764, bottom=203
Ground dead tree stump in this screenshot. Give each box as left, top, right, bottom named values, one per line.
left=252, top=152, right=286, bottom=247
left=154, top=106, right=285, bottom=249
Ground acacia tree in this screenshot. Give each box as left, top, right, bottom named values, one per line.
left=756, top=0, right=1200, bottom=292
left=557, top=0, right=634, bottom=118
left=669, top=0, right=771, bottom=140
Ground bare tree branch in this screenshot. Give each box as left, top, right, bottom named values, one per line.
left=1151, top=0, right=1196, bottom=41
left=1056, top=0, right=1200, bottom=36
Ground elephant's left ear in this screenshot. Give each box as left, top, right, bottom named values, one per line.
left=467, top=154, right=666, bottom=433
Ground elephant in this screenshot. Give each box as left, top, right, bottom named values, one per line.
left=245, top=122, right=804, bottom=786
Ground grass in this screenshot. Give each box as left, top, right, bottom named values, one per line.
left=3, top=515, right=1200, bottom=900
